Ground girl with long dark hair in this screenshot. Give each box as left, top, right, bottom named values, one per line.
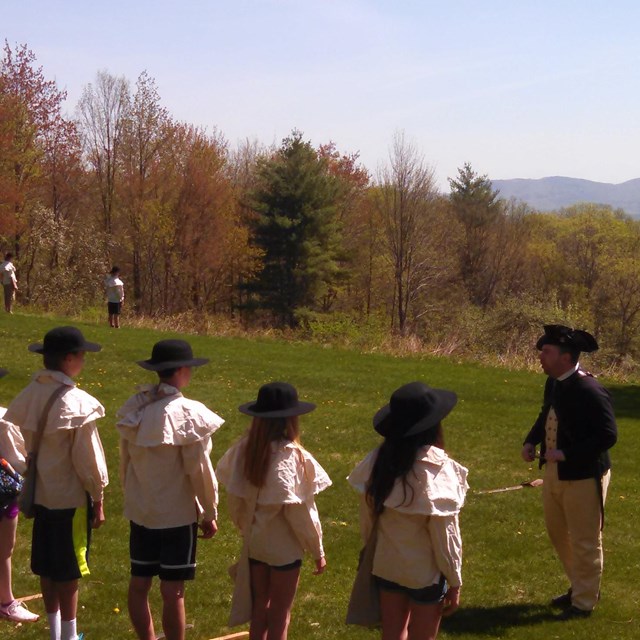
left=348, top=382, right=468, bottom=640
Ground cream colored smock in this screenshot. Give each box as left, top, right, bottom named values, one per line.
left=4, top=370, right=109, bottom=508
left=348, top=445, right=468, bottom=589
left=117, top=383, right=224, bottom=529
left=0, top=407, right=27, bottom=473
left=217, top=438, right=332, bottom=565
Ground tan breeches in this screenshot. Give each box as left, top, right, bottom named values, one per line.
left=542, top=465, right=610, bottom=611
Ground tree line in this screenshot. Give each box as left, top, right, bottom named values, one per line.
left=3, top=42, right=640, bottom=368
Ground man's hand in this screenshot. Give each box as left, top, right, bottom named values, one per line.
left=442, top=586, right=460, bottom=616
left=521, top=443, right=536, bottom=462
left=198, top=519, right=218, bottom=539
left=545, top=448, right=566, bottom=463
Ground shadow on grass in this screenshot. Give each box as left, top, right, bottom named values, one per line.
left=441, top=603, right=554, bottom=636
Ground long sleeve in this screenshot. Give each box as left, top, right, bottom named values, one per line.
left=428, top=514, right=463, bottom=587
left=227, top=493, right=249, bottom=532
left=0, top=419, right=27, bottom=474
left=181, top=438, right=218, bottom=521
left=71, top=421, right=109, bottom=502
left=358, top=494, right=374, bottom=545
left=283, top=498, right=325, bottom=560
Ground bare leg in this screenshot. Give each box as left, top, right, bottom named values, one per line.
left=128, top=576, right=155, bottom=640
left=380, top=589, right=410, bottom=640
left=249, top=562, right=270, bottom=640
left=159, top=580, right=186, bottom=640
left=41, top=577, right=61, bottom=614
left=56, top=579, right=79, bottom=622
left=407, top=601, right=443, bottom=640
left=266, top=566, right=300, bottom=640
left=0, top=516, right=17, bottom=603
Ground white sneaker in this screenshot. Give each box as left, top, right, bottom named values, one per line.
left=0, top=599, right=40, bottom=622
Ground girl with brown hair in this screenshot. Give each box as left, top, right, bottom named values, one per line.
left=217, top=382, right=331, bottom=640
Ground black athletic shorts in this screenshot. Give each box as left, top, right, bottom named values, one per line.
left=375, top=573, right=447, bottom=604
left=130, top=521, right=198, bottom=581
left=249, top=557, right=302, bottom=571
left=107, top=301, right=122, bottom=315
left=31, top=502, right=93, bottom=582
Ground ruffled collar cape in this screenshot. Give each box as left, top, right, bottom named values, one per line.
left=4, top=370, right=104, bottom=432
left=217, top=437, right=332, bottom=505
left=116, top=383, right=224, bottom=446
left=347, top=445, right=469, bottom=516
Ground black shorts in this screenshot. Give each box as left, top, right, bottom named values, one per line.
left=130, top=521, right=198, bottom=581
left=249, top=557, right=302, bottom=572
left=31, top=503, right=93, bottom=582
left=108, top=301, right=122, bottom=315
left=375, top=574, right=447, bottom=604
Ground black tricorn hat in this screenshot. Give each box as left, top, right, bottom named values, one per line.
left=29, top=326, right=101, bottom=355
left=137, top=339, right=209, bottom=371
left=373, top=381, right=457, bottom=439
left=239, top=381, right=316, bottom=418
left=536, top=324, right=598, bottom=353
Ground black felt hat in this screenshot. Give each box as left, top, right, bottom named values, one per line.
left=373, top=381, right=457, bottom=439
left=137, top=339, right=209, bottom=371
left=239, top=381, right=316, bottom=418
left=29, top=326, right=101, bottom=355
left=536, top=324, right=598, bottom=353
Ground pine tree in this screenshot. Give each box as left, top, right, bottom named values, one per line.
left=248, top=131, right=343, bottom=327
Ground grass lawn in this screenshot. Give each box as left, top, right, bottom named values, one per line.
left=1, top=312, right=638, bottom=639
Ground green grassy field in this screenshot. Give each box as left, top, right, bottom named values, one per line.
left=1, top=312, right=638, bottom=639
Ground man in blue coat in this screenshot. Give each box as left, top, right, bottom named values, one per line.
left=522, top=324, right=617, bottom=619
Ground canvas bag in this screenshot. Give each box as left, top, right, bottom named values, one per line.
left=18, top=385, right=67, bottom=518
left=228, top=485, right=260, bottom=627
left=346, top=516, right=381, bottom=626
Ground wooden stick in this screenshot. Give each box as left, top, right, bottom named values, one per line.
left=208, top=633, right=249, bottom=640
left=17, top=593, right=43, bottom=603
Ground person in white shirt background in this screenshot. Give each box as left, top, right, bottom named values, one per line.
left=0, top=253, right=18, bottom=314
left=104, top=266, right=125, bottom=328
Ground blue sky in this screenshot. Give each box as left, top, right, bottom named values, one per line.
left=4, top=0, right=639, bottom=189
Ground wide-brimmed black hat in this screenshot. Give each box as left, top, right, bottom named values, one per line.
left=29, top=326, right=101, bottom=355
left=373, top=381, right=457, bottom=439
left=536, top=324, right=598, bottom=353
left=239, top=381, right=316, bottom=418
left=137, top=339, right=209, bottom=371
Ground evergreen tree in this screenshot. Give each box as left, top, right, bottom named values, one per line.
left=248, top=131, right=343, bottom=326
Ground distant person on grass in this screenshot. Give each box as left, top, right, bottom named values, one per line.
left=104, top=266, right=125, bottom=328
left=0, top=253, right=18, bottom=314
left=4, top=326, right=109, bottom=640
left=117, top=339, right=224, bottom=640
left=522, top=324, right=617, bottom=619
left=217, top=381, right=331, bottom=640
left=347, top=382, right=468, bottom=640
left=0, top=367, right=39, bottom=624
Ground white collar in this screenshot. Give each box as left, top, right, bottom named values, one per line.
left=557, top=362, right=580, bottom=381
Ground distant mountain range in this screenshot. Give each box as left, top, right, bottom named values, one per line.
left=490, top=176, right=640, bottom=217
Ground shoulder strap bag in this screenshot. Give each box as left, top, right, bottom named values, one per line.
left=18, top=385, right=67, bottom=518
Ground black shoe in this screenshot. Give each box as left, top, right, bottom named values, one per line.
left=557, top=605, right=592, bottom=620
left=550, top=590, right=572, bottom=609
